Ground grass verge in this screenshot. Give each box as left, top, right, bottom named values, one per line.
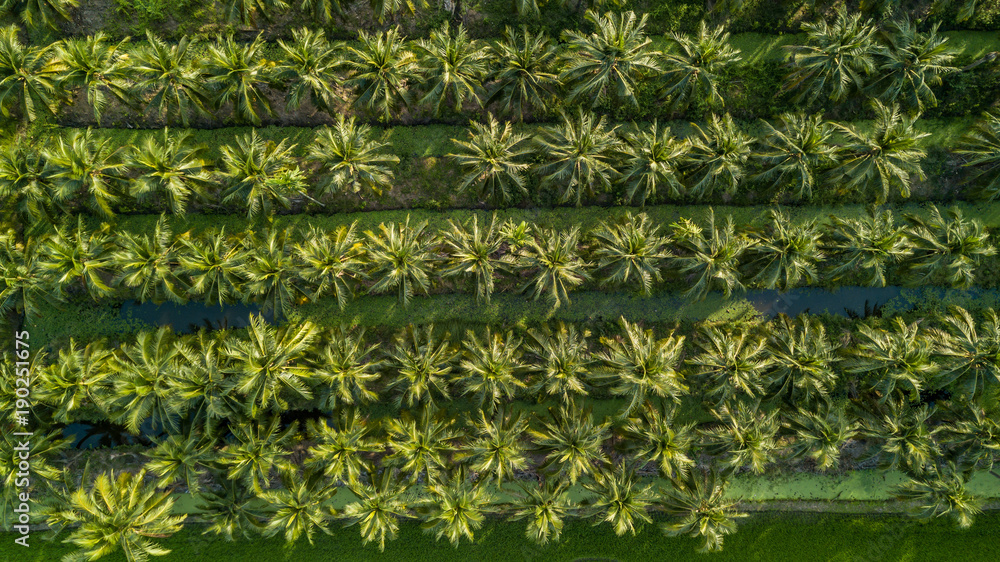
left=5, top=510, right=1000, bottom=562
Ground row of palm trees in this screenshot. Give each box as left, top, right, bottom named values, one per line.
left=0, top=107, right=957, bottom=219
left=2, top=105, right=967, bottom=217
left=25, top=425, right=987, bottom=561
left=2, top=207, right=994, bottom=321
left=6, top=315, right=997, bottom=558
left=0, top=11, right=965, bottom=126
left=34, top=461, right=748, bottom=560
left=8, top=108, right=1000, bottom=219
left=19, top=308, right=1000, bottom=427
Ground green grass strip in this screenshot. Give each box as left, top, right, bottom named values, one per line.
left=103, top=200, right=1000, bottom=236
left=6, top=510, right=1000, bottom=561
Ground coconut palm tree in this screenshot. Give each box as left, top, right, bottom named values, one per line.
left=43, top=128, right=127, bottom=217
left=367, top=0, right=424, bottom=24
left=0, top=428, right=68, bottom=521
left=766, top=314, right=839, bottom=405
left=457, top=328, right=525, bottom=413
left=294, top=224, right=364, bottom=310
left=660, top=21, right=741, bottom=111
left=0, top=25, right=63, bottom=121
left=144, top=431, right=215, bottom=495
left=383, top=405, right=460, bottom=483
left=956, top=111, right=1000, bottom=200
left=528, top=400, right=610, bottom=484
left=703, top=401, right=780, bottom=474
left=260, top=470, right=338, bottom=545
left=54, top=33, right=132, bottom=124
left=223, top=0, right=287, bottom=26
left=754, top=113, right=839, bottom=200
left=869, top=19, right=957, bottom=111
left=618, top=121, right=687, bottom=205
left=238, top=228, right=306, bottom=319
left=342, top=469, right=411, bottom=551
left=0, top=146, right=56, bottom=223
left=218, top=130, right=303, bottom=217
left=895, top=463, right=982, bottom=528
left=826, top=207, right=914, bottom=287
left=45, top=470, right=186, bottom=562
left=174, top=331, right=243, bottom=429
left=669, top=209, right=751, bottom=301
left=420, top=468, right=493, bottom=547
left=276, top=28, right=341, bottom=115
left=930, top=306, right=1000, bottom=399
left=682, top=113, right=751, bottom=200
left=903, top=205, right=996, bottom=289
left=936, top=405, right=1000, bottom=471
left=535, top=109, right=622, bottom=205
left=485, top=26, right=559, bottom=121
left=226, top=315, right=318, bottom=417
left=128, top=129, right=213, bottom=215
left=113, top=215, right=188, bottom=304
left=131, top=32, right=210, bottom=127
left=218, top=415, right=296, bottom=494
left=178, top=227, right=246, bottom=307
left=305, top=409, right=381, bottom=486
left=583, top=463, right=653, bottom=536
left=440, top=215, right=509, bottom=303
left=621, top=402, right=696, bottom=478
left=864, top=402, right=940, bottom=473
left=414, top=22, right=488, bottom=116
left=1, top=0, right=77, bottom=31
left=785, top=406, right=860, bottom=471
left=206, top=34, right=276, bottom=125
left=0, top=237, right=59, bottom=322
left=524, top=322, right=594, bottom=405
left=308, top=116, right=399, bottom=197
left=660, top=469, right=744, bottom=553
left=847, top=317, right=938, bottom=403
left=596, top=318, right=687, bottom=417
left=509, top=478, right=572, bottom=545
left=107, top=326, right=184, bottom=434
left=37, top=217, right=113, bottom=299
left=298, top=0, right=343, bottom=23
left=591, top=211, right=669, bottom=295
left=196, top=477, right=267, bottom=540
left=831, top=101, right=928, bottom=203
left=382, top=324, right=456, bottom=408
left=465, top=408, right=528, bottom=484
left=34, top=339, right=112, bottom=422
left=749, top=209, right=824, bottom=291
left=311, top=326, right=381, bottom=410
left=364, top=218, right=436, bottom=306
left=344, top=28, right=418, bottom=121
left=448, top=114, right=532, bottom=206
left=688, top=325, right=773, bottom=406
left=560, top=10, right=660, bottom=108
left=781, top=9, right=877, bottom=104
left=520, top=226, right=591, bottom=307
left=0, top=426, right=67, bottom=491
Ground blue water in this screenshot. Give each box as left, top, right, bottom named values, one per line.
left=747, top=287, right=904, bottom=318
left=120, top=301, right=272, bottom=333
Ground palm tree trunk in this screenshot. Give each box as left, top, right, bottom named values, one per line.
left=960, top=52, right=999, bottom=72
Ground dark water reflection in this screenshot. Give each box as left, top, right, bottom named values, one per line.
left=120, top=301, right=272, bottom=333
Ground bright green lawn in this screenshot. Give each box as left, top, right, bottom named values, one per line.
left=4, top=511, right=999, bottom=562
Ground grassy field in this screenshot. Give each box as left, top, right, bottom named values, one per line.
left=4, top=511, right=1000, bottom=562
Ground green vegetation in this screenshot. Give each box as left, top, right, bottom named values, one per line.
left=6, top=511, right=1000, bottom=562
left=2, top=4, right=1000, bottom=562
